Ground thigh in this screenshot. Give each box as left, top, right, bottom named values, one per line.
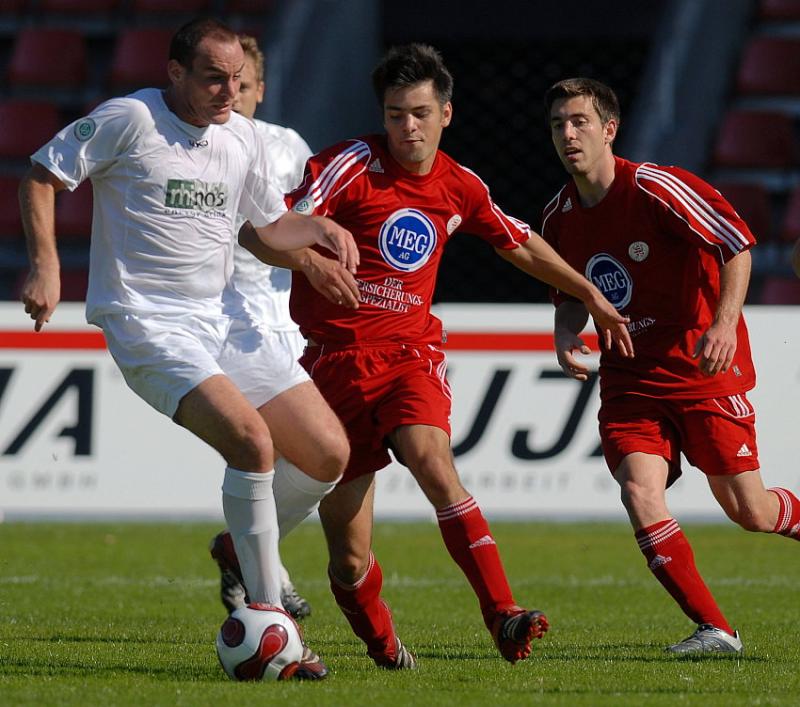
left=174, top=373, right=273, bottom=470
left=318, top=473, right=376, bottom=579
left=220, top=318, right=309, bottom=410
left=300, top=346, right=392, bottom=482
left=600, top=395, right=683, bottom=487
left=99, top=311, right=225, bottom=418
left=677, top=395, right=759, bottom=475
left=258, top=379, right=348, bottom=474
left=389, top=424, right=465, bottom=507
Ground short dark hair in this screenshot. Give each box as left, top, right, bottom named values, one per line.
left=371, top=43, right=453, bottom=106
left=544, top=78, right=620, bottom=126
left=170, top=17, right=238, bottom=70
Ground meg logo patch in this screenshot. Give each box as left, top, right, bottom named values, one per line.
left=378, top=208, right=437, bottom=272
left=586, top=253, right=632, bottom=310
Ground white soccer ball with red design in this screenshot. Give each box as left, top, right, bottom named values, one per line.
left=216, top=603, right=304, bottom=681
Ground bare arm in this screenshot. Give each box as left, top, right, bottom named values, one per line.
left=693, top=249, right=751, bottom=376
left=240, top=211, right=359, bottom=274
left=238, top=219, right=360, bottom=307
left=496, top=235, right=634, bottom=357
left=19, top=163, right=67, bottom=331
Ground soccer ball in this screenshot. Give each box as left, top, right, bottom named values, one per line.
left=216, top=603, right=304, bottom=681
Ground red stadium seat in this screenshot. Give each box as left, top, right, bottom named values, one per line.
left=56, top=182, right=93, bottom=243
left=781, top=186, right=800, bottom=243
left=60, top=268, right=90, bottom=301
left=38, top=0, right=119, bottom=11
left=7, top=29, right=88, bottom=89
left=226, top=0, right=276, bottom=13
left=714, top=182, right=773, bottom=241
left=0, top=100, right=61, bottom=160
left=109, top=28, right=173, bottom=90
left=0, top=176, right=23, bottom=240
left=760, top=0, right=800, bottom=20
left=712, top=110, right=798, bottom=169
left=132, top=0, right=210, bottom=11
left=736, top=37, right=800, bottom=95
left=759, top=276, right=800, bottom=304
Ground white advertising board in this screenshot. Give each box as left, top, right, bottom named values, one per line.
left=1, top=303, right=798, bottom=521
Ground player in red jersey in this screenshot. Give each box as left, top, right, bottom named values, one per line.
left=543, top=77, right=800, bottom=655
left=217, top=44, right=633, bottom=669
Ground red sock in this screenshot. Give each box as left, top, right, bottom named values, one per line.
left=636, top=518, right=733, bottom=635
left=436, top=496, right=516, bottom=629
left=768, top=488, right=800, bottom=540
left=328, top=553, right=397, bottom=660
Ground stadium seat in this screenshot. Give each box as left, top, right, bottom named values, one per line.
left=715, top=182, right=773, bottom=241
left=109, top=28, right=173, bottom=90
left=760, top=0, right=800, bottom=20
left=759, top=275, right=800, bottom=303
left=226, top=0, right=276, bottom=13
left=39, top=0, right=119, bottom=9
left=0, top=99, right=61, bottom=160
left=0, top=0, right=28, bottom=12
left=0, top=176, right=23, bottom=241
left=7, top=28, right=88, bottom=90
left=132, top=0, right=210, bottom=11
left=781, top=185, right=800, bottom=243
left=56, top=182, right=93, bottom=243
left=712, top=110, right=798, bottom=169
left=736, top=37, right=800, bottom=95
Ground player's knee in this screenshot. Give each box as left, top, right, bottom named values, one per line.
left=620, top=479, right=660, bottom=516
left=226, top=420, right=274, bottom=471
left=314, top=429, right=350, bottom=482
left=734, top=506, right=774, bottom=533
left=329, top=551, right=370, bottom=585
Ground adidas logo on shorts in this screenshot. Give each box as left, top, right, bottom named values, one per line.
left=736, top=443, right=752, bottom=457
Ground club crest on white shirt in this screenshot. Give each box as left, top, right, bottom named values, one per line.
left=293, top=197, right=314, bottom=215
left=628, top=241, right=649, bottom=262
left=73, top=118, right=96, bottom=142
left=378, top=208, right=437, bottom=272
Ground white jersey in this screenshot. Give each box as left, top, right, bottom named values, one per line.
left=227, top=119, right=312, bottom=331
left=31, top=89, right=286, bottom=324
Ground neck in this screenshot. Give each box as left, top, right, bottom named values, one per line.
left=574, top=153, right=616, bottom=208
left=163, top=87, right=209, bottom=128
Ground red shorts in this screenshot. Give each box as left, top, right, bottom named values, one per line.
left=299, top=342, right=451, bottom=483
left=599, top=393, right=759, bottom=486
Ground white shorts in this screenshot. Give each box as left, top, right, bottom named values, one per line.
left=98, top=310, right=310, bottom=418
left=272, top=328, right=306, bottom=363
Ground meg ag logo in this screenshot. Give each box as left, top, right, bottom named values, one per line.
left=378, top=208, right=437, bottom=272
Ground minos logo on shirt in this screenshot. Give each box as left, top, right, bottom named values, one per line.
left=378, top=208, right=437, bottom=272
left=165, top=179, right=228, bottom=214
left=585, top=253, right=632, bottom=310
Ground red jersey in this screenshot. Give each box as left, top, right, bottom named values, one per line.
left=542, top=156, right=756, bottom=401
left=286, top=135, right=530, bottom=345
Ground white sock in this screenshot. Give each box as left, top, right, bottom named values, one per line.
left=221, top=466, right=282, bottom=606
left=273, top=458, right=341, bottom=537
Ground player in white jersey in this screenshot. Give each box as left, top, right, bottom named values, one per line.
left=18, top=17, right=359, bottom=680
left=212, top=34, right=315, bottom=620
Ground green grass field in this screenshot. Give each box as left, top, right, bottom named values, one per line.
left=1, top=520, right=798, bottom=706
